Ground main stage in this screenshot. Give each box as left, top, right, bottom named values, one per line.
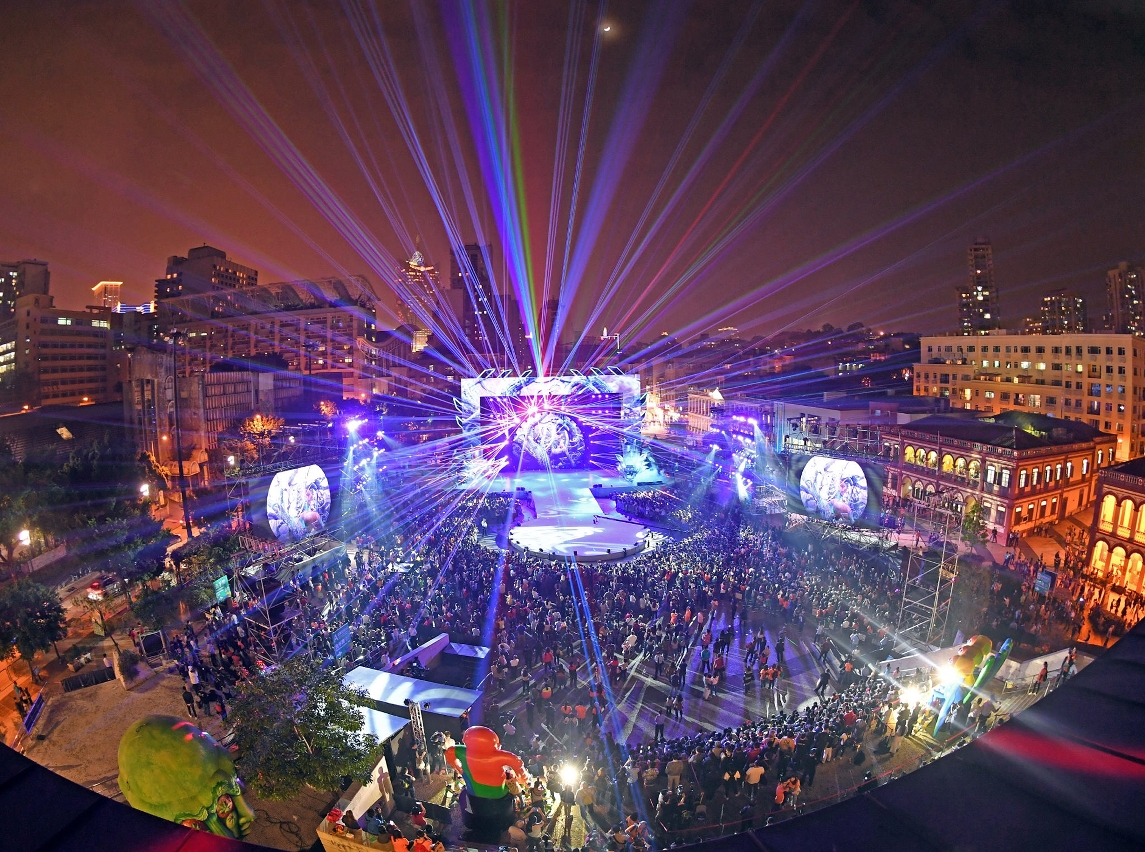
left=488, top=470, right=658, bottom=562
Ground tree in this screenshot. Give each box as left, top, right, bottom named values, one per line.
left=240, top=413, right=284, bottom=464
left=0, top=443, right=45, bottom=579
left=962, top=502, right=988, bottom=544
left=948, top=559, right=993, bottom=643
left=0, top=581, right=67, bottom=682
left=229, top=656, right=378, bottom=800
left=100, top=514, right=174, bottom=605
left=72, top=594, right=120, bottom=650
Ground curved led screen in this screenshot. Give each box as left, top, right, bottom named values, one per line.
left=799, top=457, right=868, bottom=523
left=266, top=464, right=331, bottom=543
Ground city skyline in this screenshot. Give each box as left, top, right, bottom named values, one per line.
left=1, top=1, right=1144, bottom=360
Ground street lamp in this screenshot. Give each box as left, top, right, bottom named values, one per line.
left=140, top=483, right=150, bottom=498
left=18, top=529, right=30, bottom=546
left=168, top=331, right=193, bottom=541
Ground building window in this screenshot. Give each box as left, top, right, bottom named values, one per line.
left=1000, top=468, right=1011, bottom=488
left=1019, top=469, right=1028, bottom=488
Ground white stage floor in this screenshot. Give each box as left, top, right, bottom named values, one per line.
left=492, top=470, right=650, bottom=561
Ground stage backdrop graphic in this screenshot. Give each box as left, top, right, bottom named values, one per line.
left=249, top=463, right=339, bottom=543
left=786, top=454, right=884, bottom=527
left=458, top=374, right=642, bottom=470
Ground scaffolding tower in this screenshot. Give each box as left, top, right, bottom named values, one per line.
left=897, top=498, right=962, bottom=648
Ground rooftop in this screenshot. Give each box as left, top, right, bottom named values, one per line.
left=899, top=410, right=1111, bottom=449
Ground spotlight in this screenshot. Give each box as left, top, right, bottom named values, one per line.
left=559, top=763, right=580, bottom=787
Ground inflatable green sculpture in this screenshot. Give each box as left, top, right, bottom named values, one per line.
left=117, top=714, right=255, bottom=839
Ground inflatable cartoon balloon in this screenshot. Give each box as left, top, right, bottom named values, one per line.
left=118, top=715, right=255, bottom=839
left=445, top=726, right=526, bottom=836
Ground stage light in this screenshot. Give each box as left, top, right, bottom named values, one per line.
left=900, top=686, right=922, bottom=706
left=347, top=418, right=364, bottom=432
left=289, top=435, right=295, bottom=443
left=18, top=530, right=30, bottom=546
left=938, top=666, right=961, bottom=686
left=559, top=763, right=580, bottom=787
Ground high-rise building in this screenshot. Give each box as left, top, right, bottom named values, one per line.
left=155, top=245, right=257, bottom=301
left=92, top=280, right=122, bottom=310
left=1107, top=262, right=1145, bottom=334
left=1040, top=289, right=1088, bottom=334
left=915, top=331, right=1145, bottom=461
left=396, top=243, right=441, bottom=353
left=0, top=259, right=50, bottom=321
left=451, top=243, right=503, bottom=356
left=0, top=293, right=119, bottom=406
left=958, top=238, right=1000, bottom=334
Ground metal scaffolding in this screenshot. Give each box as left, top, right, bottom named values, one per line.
left=897, top=499, right=962, bottom=648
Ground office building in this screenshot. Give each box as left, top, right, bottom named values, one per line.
left=1039, top=289, right=1088, bottom=334
left=396, top=245, right=441, bottom=353
left=449, top=242, right=528, bottom=369
left=915, top=331, right=1145, bottom=461
left=1107, top=262, right=1145, bottom=334
left=0, top=293, right=119, bottom=406
left=958, top=238, right=1000, bottom=334
left=92, top=280, right=122, bottom=310
left=124, top=345, right=303, bottom=487
left=158, top=274, right=382, bottom=401
left=155, top=245, right=258, bottom=301
left=0, top=259, right=50, bottom=321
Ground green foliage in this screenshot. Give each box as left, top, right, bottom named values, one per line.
left=175, top=531, right=242, bottom=583
left=229, top=656, right=378, bottom=801
left=962, top=502, right=988, bottom=544
left=118, top=648, right=141, bottom=681
left=948, top=559, right=992, bottom=642
left=0, top=581, right=67, bottom=678
left=131, top=577, right=214, bottom=632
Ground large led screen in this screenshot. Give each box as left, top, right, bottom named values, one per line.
left=787, top=454, right=883, bottom=527
left=263, top=464, right=331, bottom=543
left=460, top=374, right=640, bottom=470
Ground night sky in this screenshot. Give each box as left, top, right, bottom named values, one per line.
left=2, top=0, right=1145, bottom=347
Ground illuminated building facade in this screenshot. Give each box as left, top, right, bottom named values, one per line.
left=1089, top=458, right=1145, bottom=596
left=92, top=280, right=122, bottom=310
left=915, top=331, right=1145, bottom=461
left=958, top=238, right=1000, bottom=334
left=0, top=259, right=50, bottom=321
left=1107, top=261, right=1145, bottom=334
left=1039, top=289, right=1088, bottom=334
left=157, top=275, right=383, bottom=400
left=154, top=245, right=257, bottom=301
left=0, top=293, right=118, bottom=405
left=886, top=411, right=1115, bottom=539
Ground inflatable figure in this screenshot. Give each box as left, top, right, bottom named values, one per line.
left=445, top=726, right=526, bottom=836
left=118, top=715, right=255, bottom=839
left=968, top=637, right=1012, bottom=701
left=934, top=635, right=993, bottom=736
left=951, top=635, right=993, bottom=684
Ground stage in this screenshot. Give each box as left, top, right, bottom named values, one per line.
left=488, top=470, right=658, bottom=562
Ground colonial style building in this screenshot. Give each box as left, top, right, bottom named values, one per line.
left=885, top=411, right=1116, bottom=540
left=1088, top=458, right=1145, bottom=596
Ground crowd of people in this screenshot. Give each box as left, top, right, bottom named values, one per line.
left=158, top=471, right=1098, bottom=850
